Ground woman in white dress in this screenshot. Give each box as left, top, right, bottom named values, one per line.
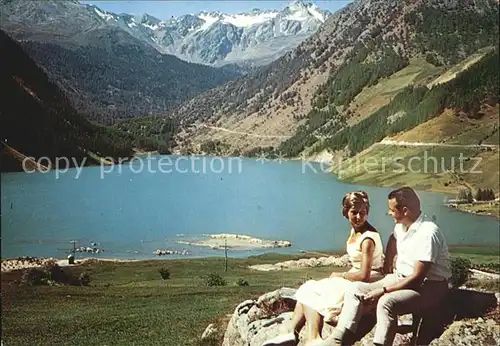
left=263, top=191, right=384, bottom=346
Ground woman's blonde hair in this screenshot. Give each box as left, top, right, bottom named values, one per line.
left=342, top=191, right=370, bottom=218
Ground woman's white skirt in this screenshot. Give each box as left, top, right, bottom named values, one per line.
left=295, top=271, right=384, bottom=322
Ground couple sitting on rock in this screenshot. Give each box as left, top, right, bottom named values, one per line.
left=263, top=187, right=451, bottom=346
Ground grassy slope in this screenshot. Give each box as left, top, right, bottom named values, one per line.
left=2, top=249, right=498, bottom=346
left=336, top=105, right=499, bottom=195
left=388, top=106, right=499, bottom=145
left=336, top=145, right=484, bottom=194
left=346, top=57, right=443, bottom=124
left=1, top=254, right=335, bottom=346
left=332, top=46, right=499, bottom=200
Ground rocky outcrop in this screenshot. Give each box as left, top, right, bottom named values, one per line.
left=222, top=288, right=297, bottom=346
left=1, top=257, right=56, bottom=272
left=221, top=287, right=376, bottom=346
left=153, top=249, right=189, bottom=256
left=250, top=255, right=350, bottom=272
left=75, top=246, right=104, bottom=254
left=221, top=287, right=499, bottom=346
left=429, top=317, right=500, bottom=346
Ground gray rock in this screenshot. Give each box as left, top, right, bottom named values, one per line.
left=222, top=288, right=297, bottom=346
left=429, top=318, right=500, bottom=346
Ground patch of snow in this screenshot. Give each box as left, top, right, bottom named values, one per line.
left=221, top=12, right=278, bottom=27
left=142, top=23, right=160, bottom=31
left=94, top=7, right=114, bottom=21
left=196, top=13, right=220, bottom=32
left=284, top=9, right=310, bottom=22
left=307, top=4, right=325, bottom=23
left=127, top=22, right=137, bottom=28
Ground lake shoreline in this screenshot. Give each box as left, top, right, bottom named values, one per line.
left=328, top=173, right=500, bottom=219
left=3, top=244, right=499, bottom=271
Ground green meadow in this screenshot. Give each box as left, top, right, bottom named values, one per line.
left=2, top=248, right=498, bottom=346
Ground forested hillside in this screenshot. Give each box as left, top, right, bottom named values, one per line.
left=19, top=40, right=239, bottom=122
left=113, top=116, right=179, bottom=154
left=0, top=30, right=133, bottom=172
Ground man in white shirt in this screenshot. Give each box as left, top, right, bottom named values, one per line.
left=327, top=187, right=451, bottom=346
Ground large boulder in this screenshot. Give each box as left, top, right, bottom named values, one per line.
left=221, top=287, right=498, bottom=346
left=429, top=317, right=500, bottom=346
left=249, top=255, right=350, bottom=272
left=221, top=287, right=375, bottom=346
left=222, top=288, right=297, bottom=346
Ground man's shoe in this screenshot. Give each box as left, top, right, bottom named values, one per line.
left=320, top=327, right=357, bottom=346
left=261, top=332, right=297, bottom=346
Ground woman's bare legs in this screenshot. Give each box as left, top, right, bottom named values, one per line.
left=287, top=302, right=324, bottom=344
left=290, top=302, right=306, bottom=337
left=304, top=305, right=323, bottom=344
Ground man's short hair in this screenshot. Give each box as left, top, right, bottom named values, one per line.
left=388, top=187, right=421, bottom=211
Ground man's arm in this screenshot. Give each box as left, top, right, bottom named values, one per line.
left=383, top=233, right=397, bottom=274
left=364, top=229, right=441, bottom=303
left=363, top=261, right=431, bottom=304
left=384, top=261, right=431, bottom=292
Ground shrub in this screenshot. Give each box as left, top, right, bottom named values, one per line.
left=43, top=262, right=70, bottom=284
left=236, top=278, right=249, bottom=286
left=20, top=268, right=46, bottom=286
left=205, top=273, right=226, bottom=287
left=450, top=257, right=472, bottom=287
left=159, top=268, right=171, bottom=280
left=19, top=263, right=86, bottom=286
left=78, top=272, right=91, bottom=286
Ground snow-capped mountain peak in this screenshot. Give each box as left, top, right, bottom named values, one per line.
left=306, top=4, right=328, bottom=23
left=220, top=12, right=279, bottom=28
left=197, top=12, right=221, bottom=31
left=4, top=0, right=330, bottom=68
left=282, top=0, right=327, bottom=23
left=92, top=6, right=115, bottom=22
left=195, top=10, right=280, bottom=29
left=121, top=0, right=331, bottom=66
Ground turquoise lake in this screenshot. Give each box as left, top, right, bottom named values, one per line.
left=1, top=156, right=498, bottom=260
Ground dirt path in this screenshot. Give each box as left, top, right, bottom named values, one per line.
left=377, top=139, right=498, bottom=149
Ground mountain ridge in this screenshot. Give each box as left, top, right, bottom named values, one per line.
left=1, top=0, right=331, bottom=67
left=0, top=0, right=241, bottom=120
